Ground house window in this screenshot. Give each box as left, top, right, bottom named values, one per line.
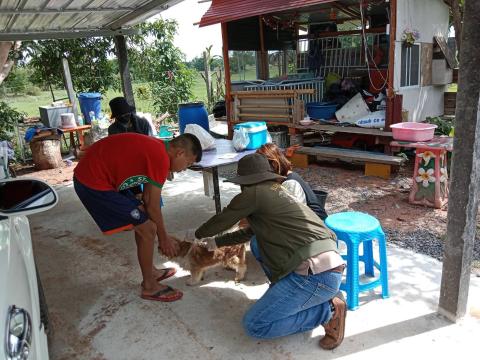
left=400, top=44, right=420, bottom=87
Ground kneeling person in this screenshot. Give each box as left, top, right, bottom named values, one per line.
left=194, top=154, right=346, bottom=349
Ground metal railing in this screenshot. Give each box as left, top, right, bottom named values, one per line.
left=297, top=33, right=386, bottom=78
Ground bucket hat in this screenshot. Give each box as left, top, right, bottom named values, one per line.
left=109, top=97, right=135, bottom=119
left=226, top=153, right=285, bottom=185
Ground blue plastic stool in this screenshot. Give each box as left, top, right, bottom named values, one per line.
left=325, top=211, right=389, bottom=310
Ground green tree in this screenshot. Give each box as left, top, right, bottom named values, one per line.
left=127, top=19, right=195, bottom=118
left=187, top=56, right=205, bottom=72
left=1, top=66, right=29, bottom=95
left=0, top=101, right=25, bottom=142
left=26, top=37, right=117, bottom=93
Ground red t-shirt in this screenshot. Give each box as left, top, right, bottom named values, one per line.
left=74, top=133, right=170, bottom=191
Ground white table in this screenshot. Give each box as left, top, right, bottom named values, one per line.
left=190, top=139, right=255, bottom=214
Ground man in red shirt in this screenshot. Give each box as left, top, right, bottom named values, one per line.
left=74, top=133, right=202, bottom=302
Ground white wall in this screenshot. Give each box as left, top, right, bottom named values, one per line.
left=400, top=85, right=446, bottom=121
left=395, top=0, right=449, bottom=43
left=394, top=0, right=450, bottom=121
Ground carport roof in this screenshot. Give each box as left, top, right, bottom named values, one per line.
left=0, top=0, right=182, bottom=41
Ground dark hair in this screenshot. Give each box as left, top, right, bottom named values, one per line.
left=170, top=133, right=202, bottom=162
left=256, top=143, right=292, bottom=176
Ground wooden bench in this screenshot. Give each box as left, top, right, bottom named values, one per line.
left=231, top=89, right=314, bottom=125
left=294, top=146, right=406, bottom=179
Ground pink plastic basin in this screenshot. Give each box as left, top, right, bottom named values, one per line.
left=390, top=122, right=437, bottom=142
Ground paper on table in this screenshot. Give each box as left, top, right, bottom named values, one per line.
left=218, top=153, right=238, bottom=159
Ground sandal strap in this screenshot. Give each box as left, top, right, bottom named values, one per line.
left=151, top=285, right=176, bottom=297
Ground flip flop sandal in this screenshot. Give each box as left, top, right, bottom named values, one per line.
left=156, top=267, right=176, bottom=281
left=141, top=267, right=177, bottom=289
left=141, top=286, right=183, bottom=302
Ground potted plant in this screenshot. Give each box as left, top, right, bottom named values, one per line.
left=401, top=28, right=420, bottom=46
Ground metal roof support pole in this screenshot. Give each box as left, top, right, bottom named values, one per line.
left=114, top=34, right=136, bottom=109
left=438, top=0, right=480, bottom=322
left=61, top=58, right=79, bottom=123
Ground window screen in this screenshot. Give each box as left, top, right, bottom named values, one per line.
left=400, top=44, right=420, bottom=87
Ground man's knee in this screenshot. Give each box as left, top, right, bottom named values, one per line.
left=135, top=220, right=156, bottom=239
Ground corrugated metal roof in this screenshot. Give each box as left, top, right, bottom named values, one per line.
left=199, top=0, right=335, bottom=27
left=0, top=0, right=183, bottom=40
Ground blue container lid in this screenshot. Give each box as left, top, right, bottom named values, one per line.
left=78, top=92, right=101, bottom=99
left=178, top=102, right=205, bottom=108
left=234, top=121, right=266, bottom=129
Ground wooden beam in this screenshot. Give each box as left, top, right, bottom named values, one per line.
left=238, top=105, right=293, bottom=109
left=296, top=146, right=405, bottom=165
left=296, top=27, right=386, bottom=40
left=332, top=3, right=360, bottom=18
left=221, top=22, right=233, bottom=137
left=114, top=35, right=135, bottom=108
left=387, top=0, right=396, bottom=98
left=438, top=0, right=480, bottom=322
left=238, top=114, right=292, bottom=119
left=386, top=0, right=397, bottom=130
left=231, top=89, right=314, bottom=96
left=296, top=123, right=393, bottom=137
left=258, top=16, right=268, bottom=80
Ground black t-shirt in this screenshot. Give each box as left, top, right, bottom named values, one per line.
left=108, top=113, right=151, bottom=136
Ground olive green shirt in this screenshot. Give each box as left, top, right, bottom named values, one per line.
left=195, top=181, right=338, bottom=283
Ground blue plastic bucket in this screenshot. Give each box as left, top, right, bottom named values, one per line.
left=306, top=102, right=337, bottom=120
left=178, top=102, right=209, bottom=134
left=78, top=92, right=102, bottom=124
left=234, top=122, right=268, bottom=150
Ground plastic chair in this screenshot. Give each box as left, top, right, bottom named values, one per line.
left=325, top=211, right=389, bottom=310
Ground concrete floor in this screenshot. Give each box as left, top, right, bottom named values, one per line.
left=30, top=170, right=480, bottom=360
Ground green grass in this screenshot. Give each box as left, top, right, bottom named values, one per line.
left=2, top=74, right=209, bottom=117
left=2, top=68, right=292, bottom=117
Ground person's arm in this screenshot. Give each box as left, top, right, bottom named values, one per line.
left=282, top=179, right=306, bottom=204
left=195, top=186, right=257, bottom=246
left=142, top=183, right=177, bottom=257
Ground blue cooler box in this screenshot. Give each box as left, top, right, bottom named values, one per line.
left=234, top=122, right=268, bottom=150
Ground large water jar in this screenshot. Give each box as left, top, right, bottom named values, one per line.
left=178, top=102, right=209, bottom=134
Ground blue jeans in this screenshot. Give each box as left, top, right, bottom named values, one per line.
left=246, top=236, right=342, bottom=339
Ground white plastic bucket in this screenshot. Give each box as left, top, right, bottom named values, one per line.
left=60, top=113, right=76, bottom=128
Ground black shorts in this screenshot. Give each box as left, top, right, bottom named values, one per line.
left=74, top=177, right=149, bottom=235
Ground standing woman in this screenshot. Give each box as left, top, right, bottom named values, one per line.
left=257, top=143, right=328, bottom=220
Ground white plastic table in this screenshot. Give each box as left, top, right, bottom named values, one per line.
left=190, top=139, right=255, bottom=214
